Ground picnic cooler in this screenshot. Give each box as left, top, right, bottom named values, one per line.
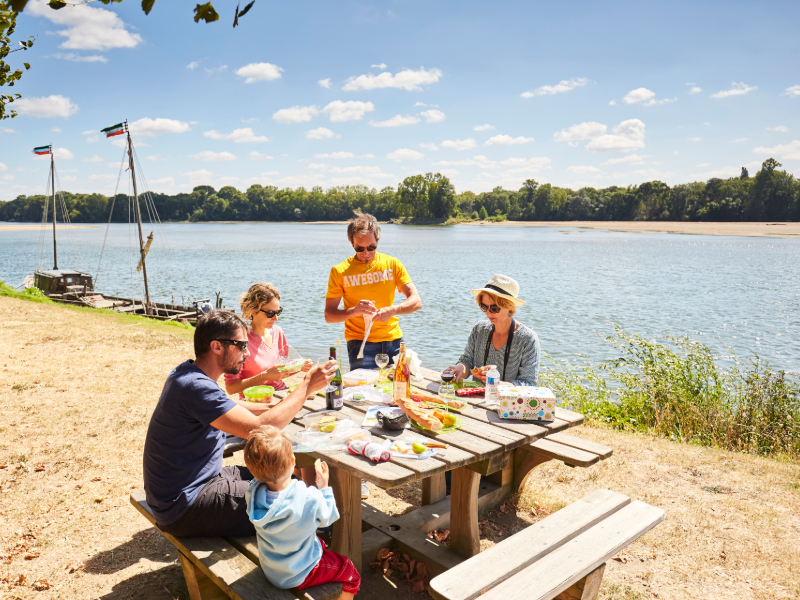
left=497, top=385, right=557, bottom=422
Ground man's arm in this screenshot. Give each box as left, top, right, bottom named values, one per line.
left=373, top=283, right=422, bottom=323
left=324, top=297, right=377, bottom=324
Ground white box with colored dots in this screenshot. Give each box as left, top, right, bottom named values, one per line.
left=496, top=385, right=557, bottom=422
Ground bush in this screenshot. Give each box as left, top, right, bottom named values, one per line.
left=541, top=326, right=800, bottom=459
left=478, top=206, right=488, bottom=220
left=0, top=280, right=55, bottom=304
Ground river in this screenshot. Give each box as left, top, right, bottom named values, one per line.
left=1, top=222, right=798, bottom=373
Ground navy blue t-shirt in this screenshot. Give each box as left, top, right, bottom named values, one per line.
left=143, top=360, right=238, bottom=526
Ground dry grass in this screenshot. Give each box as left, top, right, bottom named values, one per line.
left=1, top=295, right=798, bottom=599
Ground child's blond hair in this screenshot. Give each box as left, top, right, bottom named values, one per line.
left=244, top=425, right=294, bottom=484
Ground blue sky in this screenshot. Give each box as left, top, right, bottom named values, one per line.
left=1, top=0, right=799, bottom=199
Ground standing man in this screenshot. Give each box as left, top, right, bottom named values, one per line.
left=325, top=211, right=422, bottom=372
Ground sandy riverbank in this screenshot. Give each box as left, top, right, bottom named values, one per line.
left=465, top=221, right=800, bottom=238
left=0, top=297, right=798, bottom=599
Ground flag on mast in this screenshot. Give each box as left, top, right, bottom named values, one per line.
left=101, top=123, right=125, bottom=138
left=32, top=146, right=51, bottom=155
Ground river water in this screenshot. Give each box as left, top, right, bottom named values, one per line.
left=1, top=222, right=798, bottom=373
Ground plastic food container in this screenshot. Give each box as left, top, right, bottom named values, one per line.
left=242, top=385, right=275, bottom=403
left=343, top=369, right=380, bottom=387
left=301, top=410, right=351, bottom=432
left=277, top=359, right=305, bottom=372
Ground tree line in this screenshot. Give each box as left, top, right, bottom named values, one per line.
left=2, top=159, right=798, bottom=224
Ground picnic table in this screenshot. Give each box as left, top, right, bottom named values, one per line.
left=245, top=366, right=597, bottom=575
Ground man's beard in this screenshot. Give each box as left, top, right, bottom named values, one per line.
left=222, top=347, right=245, bottom=375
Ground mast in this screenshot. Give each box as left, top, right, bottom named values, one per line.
left=51, top=147, right=57, bottom=270
left=127, top=123, right=152, bottom=316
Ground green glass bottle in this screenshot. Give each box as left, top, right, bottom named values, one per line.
left=327, top=346, right=344, bottom=410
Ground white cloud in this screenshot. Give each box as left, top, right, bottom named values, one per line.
left=586, top=119, right=646, bottom=153
left=273, top=105, right=320, bottom=124
left=52, top=127, right=61, bottom=132
left=421, top=109, right=446, bottom=123
left=145, top=155, right=165, bottom=162
left=50, top=52, right=108, bottom=63
left=695, top=163, right=711, bottom=167
left=28, top=0, right=141, bottom=50
left=322, top=100, right=375, bottom=122
left=326, top=165, right=394, bottom=178
left=107, top=161, right=119, bottom=168
left=646, top=97, right=678, bottom=106
left=1, top=128, right=15, bottom=133
left=691, top=166, right=742, bottom=179
left=2, top=173, right=14, bottom=181
left=688, top=137, right=702, bottom=142
left=432, top=155, right=498, bottom=168
left=315, top=152, right=356, bottom=159
left=33, top=147, right=73, bottom=160
left=14, top=95, right=78, bottom=118
left=187, top=61, right=200, bottom=70
left=369, top=115, right=420, bottom=127
left=442, top=138, right=477, bottom=151
left=711, top=82, right=757, bottom=99
left=387, top=148, right=424, bottom=161
left=782, top=85, right=800, bottom=97
left=732, top=138, right=748, bottom=143
left=203, top=128, right=269, bottom=143
left=767, top=125, right=789, bottom=133
left=87, top=173, right=116, bottom=181
left=318, top=78, right=332, bottom=89
left=566, top=165, right=600, bottom=174
left=182, top=169, right=214, bottom=181
left=235, top=62, right=283, bottom=83
left=0, top=163, right=6, bottom=171
left=553, top=122, right=607, bottom=143
left=609, top=100, right=617, bottom=105
left=371, top=63, right=388, bottom=70
left=485, top=134, right=534, bottom=146
left=342, top=67, right=442, bottom=91
left=474, top=124, right=494, bottom=131
left=149, top=177, right=175, bottom=188
left=85, top=134, right=99, bottom=143
left=437, top=169, right=459, bottom=177
left=128, top=117, right=191, bottom=138
left=498, top=157, right=551, bottom=171
left=601, top=154, right=647, bottom=165
left=204, top=64, right=228, bottom=75
left=306, top=127, right=336, bottom=140
left=752, top=140, right=800, bottom=161
left=242, top=117, right=259, bottom=123
left=188, top=151, right=237, bottom=161
left=82, top=155, right=103, bottom=163
left=688, top=86, right=702, bottom=94
left=414, top=102, right=426, bottom=107
left=623, top=88, right=656, bottom=104
left=419, top=142, right=438, bottom=151
left=521, top=77, right=587, bottom=98
left=249, top=151, right=273, bottom=160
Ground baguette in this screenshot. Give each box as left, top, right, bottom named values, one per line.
left=396, top=397, right=443, bottom=432
left=426, top=441, right=448, bottom=449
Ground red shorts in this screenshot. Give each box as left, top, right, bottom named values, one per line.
left=298, top=538, right=361, bottom=595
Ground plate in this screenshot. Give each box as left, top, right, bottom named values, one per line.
left=419, top=400, right=467, bottom=413
left=410, top=414, right=462, bottom=434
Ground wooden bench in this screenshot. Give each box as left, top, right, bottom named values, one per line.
left=429, top=488, right=664, bottom=600
left=130, top=491, right=342, bottom=600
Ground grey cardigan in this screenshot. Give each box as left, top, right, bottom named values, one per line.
left=457, top=320, right=540, bottom=386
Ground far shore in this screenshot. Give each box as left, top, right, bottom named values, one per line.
left=0, top=224, right=99, bottom=231
left=464, top=220, right=800, bottom=238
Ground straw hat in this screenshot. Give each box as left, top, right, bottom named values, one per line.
left=470, top=274, right=525, bottom=306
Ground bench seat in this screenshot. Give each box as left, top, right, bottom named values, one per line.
left=429, top=488, right=664, bottom=600
left=513, top=434, right=613, bottom=491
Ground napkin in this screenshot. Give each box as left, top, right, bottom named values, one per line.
left=357, top=313, right=373, bottom=359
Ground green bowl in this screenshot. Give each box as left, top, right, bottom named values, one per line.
left=243, top=385, right=275, bottom=402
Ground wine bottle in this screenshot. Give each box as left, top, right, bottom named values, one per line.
left=393, top=342, right=410, bottom=403
left=327, top=345, right=343, bottom=410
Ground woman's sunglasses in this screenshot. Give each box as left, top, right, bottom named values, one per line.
left=260, top=307, right=283, bottom=318
left=216, top=339, right=248, bottom=351
left=353, top=244, right=378, bottom=253
left=479, top=303, right=502, bottom=314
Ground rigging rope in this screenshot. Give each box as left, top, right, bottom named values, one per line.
left=94, top=143, right=129, bottom=288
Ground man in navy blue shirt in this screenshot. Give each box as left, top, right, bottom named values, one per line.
left=143, top=310, right=334, bottom=537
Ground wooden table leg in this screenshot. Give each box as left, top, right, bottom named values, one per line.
left=178, top=553, right=227, bottom=600
left=329, top=466, right=362, bottom=571
left=513, top=446, right=552, bottom=493
left=422, top=473, right=447, bottom=505
left=448, top=467, right=481, bottom=558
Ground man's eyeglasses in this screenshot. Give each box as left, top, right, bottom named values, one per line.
left=353, top=244, right=377, bottom=253
left=260, top=307, right=283, bottom=318
left=216, top=339, right=248, bottom=351
left=479, top=303, right=502, bottom=314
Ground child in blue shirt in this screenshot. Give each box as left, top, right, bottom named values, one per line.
left=244, top=425, right=360, bottom=599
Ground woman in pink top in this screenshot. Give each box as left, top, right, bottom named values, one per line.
left=224, top=282, right=311, bottom=400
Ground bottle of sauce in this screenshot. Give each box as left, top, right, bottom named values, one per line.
left=326, top=346, right=343, bottom=410
left=393, top=342, right=410, bottom=404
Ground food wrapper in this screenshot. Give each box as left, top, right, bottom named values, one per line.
left=496, top=385, right=557, bottom=421
left=346, top=440, right=390, bottom=463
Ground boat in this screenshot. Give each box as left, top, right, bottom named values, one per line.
left=28, top=127, right=219, bottom=324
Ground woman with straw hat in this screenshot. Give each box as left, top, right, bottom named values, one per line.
left=443, top=274, right=540, bottom=386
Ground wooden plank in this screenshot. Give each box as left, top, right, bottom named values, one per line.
left=487, top=451, right=514, bottom=488
left=428, top=489, right=631, bottom=600
left=130, top=492, right=296, bottom=600
left=448, top=468, right=481, bottom=558
left=547, top=433, right=613, bottom=460
left=555, top=563, right=606, bottom=600
left=555, top=408, right=585, bottom=427
left=525, top=438, right=600, bottom=468
left=329, top=466, right=363, bottom=572
left=179, top=552, right=229, bottom=600
left=445, top=400, right=550, bottom=442
left=465, top=451, right=509, bottom=476
left=422, top=473, right=447, bottom=505
left=477, top=501, right=665, bottom=600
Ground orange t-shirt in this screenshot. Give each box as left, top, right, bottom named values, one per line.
left=326, top=252, right=412, bottom=342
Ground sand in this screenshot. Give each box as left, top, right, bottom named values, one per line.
left=0, top=296, right=798, bottom=599
left=465, top=221, right=800, bottom=238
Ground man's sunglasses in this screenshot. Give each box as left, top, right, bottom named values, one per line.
left=353, top=244, right=377, bottom=253
left=260, top=307, right=283, bottom=318
left=216, top=339, right=248, bottom=351
left=479, top=303, right=502, bottom=314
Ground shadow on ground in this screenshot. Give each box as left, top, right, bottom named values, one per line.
left=84, top=527, right=177, bottom=575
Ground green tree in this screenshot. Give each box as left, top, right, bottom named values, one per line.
left=397, top=174, right=428, bottom=218
left=478, top=205, right=488, bottom=220
left=0, top=1, right=33, bottom=120
left=425, top=172, right=455, bottom=219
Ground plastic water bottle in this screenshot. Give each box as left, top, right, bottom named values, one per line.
left=485, top=364, right=500, bottom=406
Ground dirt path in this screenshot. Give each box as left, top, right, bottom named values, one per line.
left=0, top=297, right=798, bottom=599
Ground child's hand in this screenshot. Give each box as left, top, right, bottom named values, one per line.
left=315, top=459, right=329, bottom=489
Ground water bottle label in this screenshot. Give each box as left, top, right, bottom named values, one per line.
left=487, top=376, right=498, bottom=386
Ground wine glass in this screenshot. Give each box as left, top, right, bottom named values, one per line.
left=439, top=371, right=456, bottom=405
left=375, top=353, right=390, bottom=381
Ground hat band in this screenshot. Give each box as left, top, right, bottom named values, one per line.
left=484, top=283, right=516, bottom=299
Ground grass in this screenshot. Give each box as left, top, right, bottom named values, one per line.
left=541, top=326, right=800, bottom=460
